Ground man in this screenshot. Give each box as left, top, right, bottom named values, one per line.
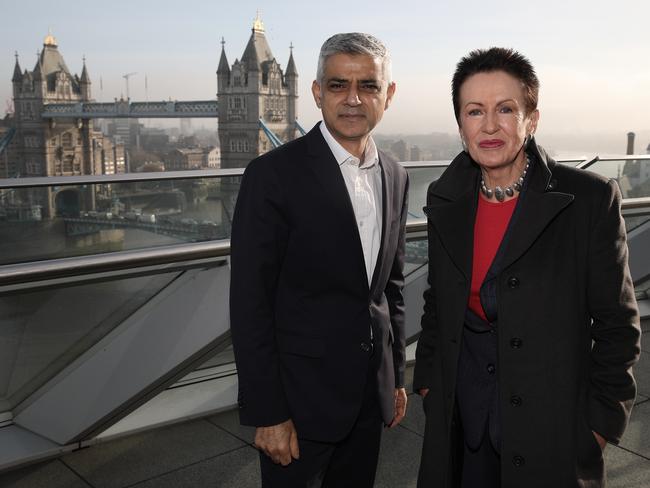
left=230, top=32, right=409, bottom=487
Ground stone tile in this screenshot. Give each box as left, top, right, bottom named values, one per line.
left=0, top=460, right=91, bottom=488
left=618, top=400, right=650, bottom=459
left=375, top=424, right=422, bottom=488
left=206, top=408, right=255, bottom=445
left=63, top=419, right=245, bottom=488
left=606, top=444, right=650, bottom=488
left=634, top=348, right=650, bottom=398
left=400, top=394, right=426, bottom=436
left=132, top=445, right=261, bottom=488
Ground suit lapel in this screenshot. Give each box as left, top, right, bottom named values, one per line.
left=305, top=125, right=370, bottom=289
left=369, top=154, right=392, bottom=292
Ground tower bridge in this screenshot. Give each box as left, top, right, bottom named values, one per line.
left=41, top=99, right=219, bottom=119
left=4, top=12, right=300, bottom=182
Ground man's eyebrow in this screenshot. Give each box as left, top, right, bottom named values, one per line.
left=327, top=77, right=349, bottom=83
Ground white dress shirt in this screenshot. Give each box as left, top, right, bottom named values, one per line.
left=320, top=122, right=383, bottom=286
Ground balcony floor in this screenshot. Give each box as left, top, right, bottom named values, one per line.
left=1, top=319, right=648, bottom=488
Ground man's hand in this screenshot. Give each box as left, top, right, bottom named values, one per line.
left=254, top=419, right=300, bottom=466
left=388, top=388, right=408, bottom=427
left=418, top=388, right=429, bottom=398
left=593, top=431, right=607, bottom=451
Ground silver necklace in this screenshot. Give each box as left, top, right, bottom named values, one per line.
left=480, top=156, right=530, bottom=202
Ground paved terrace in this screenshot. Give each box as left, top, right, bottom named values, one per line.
left=1, top=319, right=648, bottom=488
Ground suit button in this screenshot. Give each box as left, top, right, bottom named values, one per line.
left=486, top=363, right=496, bottom=375
left=510, top=337, right=523, bottom=349
left=507, top=277, right=519, bottom=288
left=513, top=455, right=525, bottom=467
left=510, top=395, right=522, bottom=407
left=360, top=342, right=371, bottom=353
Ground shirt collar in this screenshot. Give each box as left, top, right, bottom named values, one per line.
left=319, top=121, right=379, bottom=169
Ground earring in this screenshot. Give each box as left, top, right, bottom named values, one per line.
left=461, top=138, right=468, bottom=153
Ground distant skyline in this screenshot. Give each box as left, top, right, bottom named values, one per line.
left=3, top=0, right=650, bottom=155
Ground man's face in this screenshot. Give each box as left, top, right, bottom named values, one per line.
left=312, top=53, right=395, bottom=151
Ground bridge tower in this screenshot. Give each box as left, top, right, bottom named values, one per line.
left=10, top=32, right=94, bottom=178
left=217, top=14, right=299, bottom=168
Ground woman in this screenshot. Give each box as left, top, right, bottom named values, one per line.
left=413, top=47, right=640, bottom=488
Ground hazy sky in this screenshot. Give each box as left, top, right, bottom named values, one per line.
left=2, top=0, right=650, bottom=151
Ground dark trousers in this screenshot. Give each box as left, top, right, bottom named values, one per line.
left=460, top=426, right=500, bottom=488
left=260, top=365, right=383, bottom=488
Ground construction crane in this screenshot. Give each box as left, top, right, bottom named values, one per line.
left=123, top=72, right=138, bottom=100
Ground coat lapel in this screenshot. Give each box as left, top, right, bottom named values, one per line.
left=305, top=124, right=370, bottom=289
left=499, top=147, right=574, bottom=270
left=425, top=156, right=479, bottom=281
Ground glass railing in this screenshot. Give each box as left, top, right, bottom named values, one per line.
left=579, top=155, right=650, bottom=199
left=0, top=171, right=241, bottom=266
left=0, top=271, right=180, bottom=412
left=0, top=159, right=648, bottom=448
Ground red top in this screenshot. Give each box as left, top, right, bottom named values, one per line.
left=468, top=196, right=518, bottom=321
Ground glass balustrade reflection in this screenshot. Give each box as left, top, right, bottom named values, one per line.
left=0, top=176, right=240, bottom=265
left=585, top=158, right=650, bottom=199
left=405, top=166, right=447, bottom=221
left=0, top=271, right=180, bottom=412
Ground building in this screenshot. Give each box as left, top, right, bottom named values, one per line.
left=165, top=148, right=205, bottom=170
left=410, top=145, right=422, bottom=161
left=217, top=14, right=299, bottom=168
left=205, top=146, right=220, bottom=168
left=165, top=146, right=221, bottom=170
left=8, top=32, right=94, bottom=177
left=391, top=139, right=409, bottom=161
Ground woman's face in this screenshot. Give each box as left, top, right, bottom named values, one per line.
left=458, top=70, right=539, bottom=170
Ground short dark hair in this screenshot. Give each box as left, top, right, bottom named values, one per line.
left=452, top=47, right=539, bottom=124
left=317, top=32, right=392, bottom=84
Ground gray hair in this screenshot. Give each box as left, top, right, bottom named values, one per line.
left=316, top=32, right=392, bottom=84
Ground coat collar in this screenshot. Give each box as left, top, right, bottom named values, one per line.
left=426, top=138, right=575, bottom=280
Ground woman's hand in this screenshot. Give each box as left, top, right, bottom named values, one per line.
left=593, top=431, right=607, bottom=451
left=419, top=388, right=429, bottom=398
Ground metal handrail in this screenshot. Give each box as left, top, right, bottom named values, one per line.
left=2, top=155, right=649, bottom=189
left=0, top=221, right=428, bottom=287
left=0, top=169, right=245, bottom=189
left=0, top=241, right=230, bottom=287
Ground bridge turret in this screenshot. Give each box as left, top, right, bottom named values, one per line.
left=285, top=45, right=298, bottom=127
left=12, top=52, right=22, bottom=84
left=12, top=52, right=23, bottom=100
left=80, top=57, right=91, bottom=101
left=217, top=38, right=230, bottom=94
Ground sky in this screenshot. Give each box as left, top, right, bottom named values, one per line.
left=2, top=0, right=650, bottom=154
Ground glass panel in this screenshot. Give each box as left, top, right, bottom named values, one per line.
left=0, top=271, right=180, bottom=411
left=197, top=345, right=235, bottom=370
left=406, top=166, right=447, bottom=220
left=405, top=237, right=428, bottom=277
left=624, top=213, right=650, bottom=233
left=584, top=158, right=650, bottom=199
left=0, top=176, right=240, bottom=265
left=635, top=276, right=650, bottom=302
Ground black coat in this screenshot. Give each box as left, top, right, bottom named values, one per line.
left=413, top=141, right=641, bottom=487
left=230, top=124, right=409, bottom=442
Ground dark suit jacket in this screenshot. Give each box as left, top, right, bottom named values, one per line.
left=230, top=123, right=409, bottom=443
left=413, top=140, right=640, bottom=487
